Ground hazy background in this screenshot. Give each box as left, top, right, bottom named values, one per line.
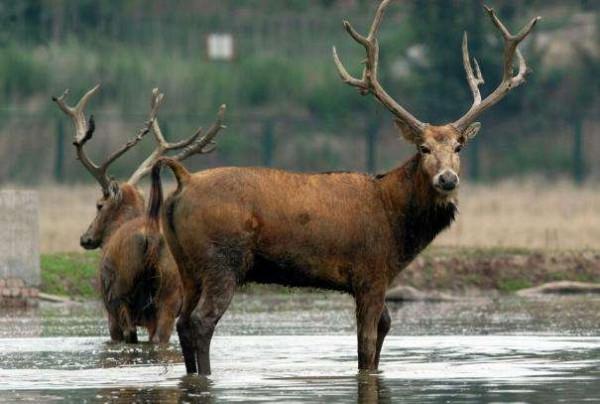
left=1, top=0, right=598, bottom=251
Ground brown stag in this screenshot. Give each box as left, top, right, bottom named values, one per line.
left=53, top=85, right=226, bottom=343
left=148, top=1, right=539, bottom=372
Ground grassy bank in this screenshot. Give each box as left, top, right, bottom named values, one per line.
left=40, top=247, right=600, bottom=299
left=40, top=251, right=100, bottom=299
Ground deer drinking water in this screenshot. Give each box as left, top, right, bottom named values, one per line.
left=53, top=85, right=226, bottom=343
left=148, top=1, right=539, bottom=372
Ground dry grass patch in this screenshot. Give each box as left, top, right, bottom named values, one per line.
left=438, top=180, right=600, bottom=250
left=16, top=179, right=600, bottom=253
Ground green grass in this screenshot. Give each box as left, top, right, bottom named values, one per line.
left=39, top=247, right=600, bottom=298
left=497, top=279, right=533, bottom=293
left=40, top=251, right=100, bottom=299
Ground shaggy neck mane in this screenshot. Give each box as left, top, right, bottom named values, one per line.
left=102, top=184, right=146, bottom=247
left=377, top=154, right=457, bottom=266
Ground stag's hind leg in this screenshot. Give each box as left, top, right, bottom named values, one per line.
left=177, top=289, right=202, bottom=373
left=151, top=304, right=179, bottom=344
left=118, top=305, right=138, bottom=343
left=176, top=267, right=237, bottom=375
left=189, top=269, right=237, bottom=375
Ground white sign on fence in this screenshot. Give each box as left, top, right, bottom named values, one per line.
left=207, top=33, right=234, bottom=61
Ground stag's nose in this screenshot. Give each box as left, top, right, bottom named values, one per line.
left=80, top=235, right=96, bottom=250
left=437, top=170, right=459, bottom=191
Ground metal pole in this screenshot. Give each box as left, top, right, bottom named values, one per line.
left=54, top=119, right=65, bottom=182
left=366, top=117, right=379, bottom=174
left=573, top=118, right=584, bottom=183
left=468, top=137, right=480, bottom=181
left=262, top=119, right=274, bottom=167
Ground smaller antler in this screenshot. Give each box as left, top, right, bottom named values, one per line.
left=453, top=6, right=541, bottom=131
left=332, top=0, right=426, bottom=134
left=127, top=88, right=226, bottom=185
left=53, top=84, right=162, bottom=195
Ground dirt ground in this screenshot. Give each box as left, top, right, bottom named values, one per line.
left=396, top=247, right=600, bottom=292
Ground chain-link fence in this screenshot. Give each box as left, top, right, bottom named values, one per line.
left=0, top=1, right=598, bottom=185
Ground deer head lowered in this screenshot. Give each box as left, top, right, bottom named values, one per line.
left=53, top=85, right=226, bottom=249
left=333, top=0, right=540, bottom=198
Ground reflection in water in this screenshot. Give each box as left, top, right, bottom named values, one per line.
left=97, top=341, right=182, bottom=369
left=95, top=377, right=215, bottom=404
left=179, top=376, right=214, bottom=404
left=96, top=372, right=389, bottom=404
left=357, top=373, right=391, bottom=404
left=0, top=295, right=600, bottom=403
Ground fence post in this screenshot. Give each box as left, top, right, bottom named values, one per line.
left=0, top=190, right=40, bottom=307
left=366, top=117, right=379, bottom=174
left=54, top=118, right=65, bottom=183
left=468, top=137, right=480, bottom=181
left=573, top=118, right=584, bottom=183
left=262, top=119, right=274, bottom=167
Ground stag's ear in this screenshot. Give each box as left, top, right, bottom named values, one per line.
left=394, top=119, right=422, bottom=144
left=460, top=122, right=481, bottom=144
left=107, top=181, right=122, bottom=203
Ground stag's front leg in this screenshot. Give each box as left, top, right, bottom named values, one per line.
left=375, top=305, right=391, bottom=368
left=107, top=312, right=124, bottom=342
left=355, top=290, right=386, bottom=371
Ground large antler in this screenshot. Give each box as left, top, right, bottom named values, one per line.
left=53, top=84, right=162, bottom=196
left=332, top=0, right=426, bottom=134
left=127, top=88, right=226, bottom=185
left=453, top=6, right=541, bottom=131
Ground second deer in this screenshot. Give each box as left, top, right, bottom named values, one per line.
left=53, top=85, right=225, bottom=343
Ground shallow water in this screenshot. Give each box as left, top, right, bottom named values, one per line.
left=1, top=293, right=600, bottom=403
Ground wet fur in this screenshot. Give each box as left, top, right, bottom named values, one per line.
left=98, top=183, right=182, bottom=344
left=149, top=150, right=458, bottom=373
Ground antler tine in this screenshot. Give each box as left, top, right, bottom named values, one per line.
left=171, top=104, right=227, bottom=162
left=332, top=0, right=426, bottom=133
left=52, top=84, right=113, bottom=192
left=462, top=32, right=485, bottom=108
left=453, top=6, right=541, bottom=131
left=149, top=88, right=167, bottom=144
left=127, top=91, right=227, bottom=186
left=100, top=94, right=163, bottom=171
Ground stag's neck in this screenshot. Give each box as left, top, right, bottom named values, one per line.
left=376, top=154, right=457, bottom=268
left=101, top=184, right=146, bottom=249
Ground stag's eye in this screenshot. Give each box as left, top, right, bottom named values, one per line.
left=454, top=144, right=463, bottom=153
left=419, top=145, right=431, bottom=154
left=96, top=203, right=103, bottom=211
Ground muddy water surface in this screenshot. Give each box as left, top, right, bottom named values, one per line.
left=1, top=293, right=599, bottom=403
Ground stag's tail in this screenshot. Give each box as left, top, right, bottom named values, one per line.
left=147, top=157, right=190, bottom=229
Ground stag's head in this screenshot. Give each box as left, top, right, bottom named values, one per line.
left=53, top=86, right=226, bottom=249
left=81, top=181, right=143, bottom=249
left=395, top=121, right=480, bottom=194
left=334, top=0, right=540, bottom=196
